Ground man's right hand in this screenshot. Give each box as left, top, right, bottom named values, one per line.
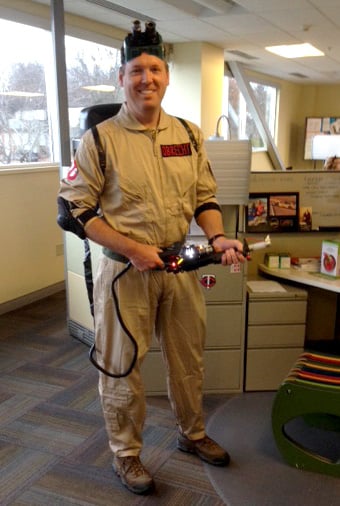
left=85, top=218, right=164, bottom=271
left=129, top=243, right=164, bottom=271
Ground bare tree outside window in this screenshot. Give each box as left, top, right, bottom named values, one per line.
left=65, top=36, right=123, bottom=140
left=0, top=19, right=122, bottom=166
left=224, top=76, right=278, bottom=149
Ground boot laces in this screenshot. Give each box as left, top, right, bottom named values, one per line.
left=122, top=456, right=145, bottom=477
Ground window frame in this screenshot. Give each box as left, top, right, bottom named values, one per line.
left=223, top=73, right=279, bottom=150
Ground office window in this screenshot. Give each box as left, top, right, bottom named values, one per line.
left=0, top=19, right=52, bottom=165
left=223, top=76, right=278, bottom=150
left=0, top=18, right=122, bottom=165
left=65, top=35, right=123, bottom=141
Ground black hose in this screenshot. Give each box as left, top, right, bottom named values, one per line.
left=88, top=262, right=139, bottom=378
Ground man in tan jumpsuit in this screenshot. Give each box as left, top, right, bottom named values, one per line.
left=58, top=21, right=245, bottom=495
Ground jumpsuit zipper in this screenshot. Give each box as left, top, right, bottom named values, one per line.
left=151, top=128, right=167, bottom=246
left=151, top=129, right=157, bottom=156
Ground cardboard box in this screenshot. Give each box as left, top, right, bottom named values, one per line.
left=279, top=253, right=291, bottom=269
left=264, top=253, right=279, bottom=269
left=320, top=240, right=340, bottom=277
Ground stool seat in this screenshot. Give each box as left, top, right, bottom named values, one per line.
left=272, top=351, right=340, bottom=477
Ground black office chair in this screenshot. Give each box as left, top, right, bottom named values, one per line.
left=72, top=103, right=122, bottom=155
left=79, top=103, right=122, bottom=134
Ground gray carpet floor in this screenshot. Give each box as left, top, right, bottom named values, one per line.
left=205, top=392, right=340, bottom=506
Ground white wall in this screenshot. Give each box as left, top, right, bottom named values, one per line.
left=0, top=165, right=65, bottom=310
left=163, top=42, right=224, bottom=139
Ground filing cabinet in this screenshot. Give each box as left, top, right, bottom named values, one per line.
left=142, top=263, right=247, bottom=394
left=245, top=281, right=307, bottom=391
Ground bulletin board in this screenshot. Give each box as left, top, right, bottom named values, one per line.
left=248, top=171, right=340, bottom=232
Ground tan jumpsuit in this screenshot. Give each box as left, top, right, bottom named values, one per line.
left=59, top=103, right=220, bottom=456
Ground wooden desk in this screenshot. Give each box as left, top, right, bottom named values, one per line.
left=258, top=264, right=340, bottom=294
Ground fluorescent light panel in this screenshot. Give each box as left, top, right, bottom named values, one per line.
left=265, top=42, right=324, bottom=59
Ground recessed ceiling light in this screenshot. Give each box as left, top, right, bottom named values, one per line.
left=82, top=85, right=116, bottom=92
left=265, top=43, right=324, bottom=58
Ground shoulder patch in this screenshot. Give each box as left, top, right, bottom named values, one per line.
left=67, top=160, right=78, bottom=181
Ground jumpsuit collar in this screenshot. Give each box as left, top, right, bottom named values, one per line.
left=117, top=102, right=171, bottom=133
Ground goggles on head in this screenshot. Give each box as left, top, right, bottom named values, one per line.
left=121, top=20, right=165, bottom=64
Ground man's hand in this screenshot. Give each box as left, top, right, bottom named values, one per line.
left=85, top=218, right=165, bottom=271
left=211, top=237, right=246, bottom=266
left=129, top=243, right=164, bottom=271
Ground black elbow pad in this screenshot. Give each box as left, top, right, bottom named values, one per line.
left=194, top=202, right=221, bottom=220
left=57, top=196, right=95, bottom=240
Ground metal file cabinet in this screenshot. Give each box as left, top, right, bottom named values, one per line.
left=245, top=282, right=308, bottom=391
left=142, top=263, right=247, bottom=394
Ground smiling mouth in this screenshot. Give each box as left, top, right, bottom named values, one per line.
left=140, top=89, right=155, bottom=95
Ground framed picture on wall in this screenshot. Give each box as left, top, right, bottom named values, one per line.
left=246, top=192, right=299, bottom=233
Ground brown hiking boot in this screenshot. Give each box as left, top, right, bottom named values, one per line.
left=112, top=455, right=155, bottom=495
left=177, top=434, right=230, bottom=466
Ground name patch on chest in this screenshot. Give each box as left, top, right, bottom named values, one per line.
left=161, top=143, right=192, bottom=157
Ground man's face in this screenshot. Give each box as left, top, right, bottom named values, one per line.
left=119, top=53, right=169, bottom=117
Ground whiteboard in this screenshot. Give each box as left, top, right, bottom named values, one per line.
left=249, top=171, right=340, bottom=230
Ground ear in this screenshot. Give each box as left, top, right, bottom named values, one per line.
left=118, top=66, right=125, bottom=86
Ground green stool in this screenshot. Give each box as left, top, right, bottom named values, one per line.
left=272, top=352, right=340, bottom=477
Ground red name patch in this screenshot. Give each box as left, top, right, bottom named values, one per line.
left=161, top=143, right=192, bottom=157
